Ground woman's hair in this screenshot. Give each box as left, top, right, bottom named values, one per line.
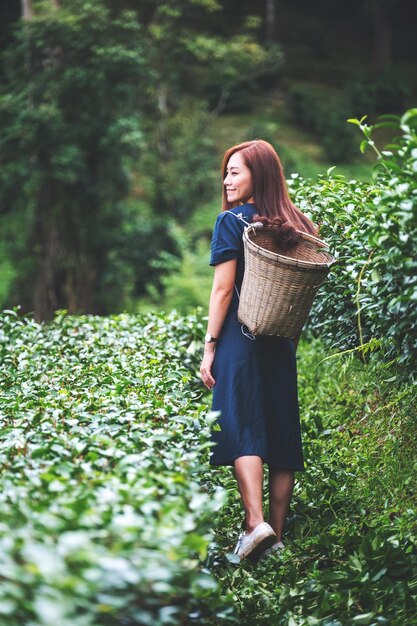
left=221, top=140, right=317, bottom=240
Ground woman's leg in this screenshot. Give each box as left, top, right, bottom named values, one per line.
left=234, top=455, right=264, bottom=533
left=268, top=469, right=294, bottom=541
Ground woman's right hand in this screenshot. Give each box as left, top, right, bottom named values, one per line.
left=200, top=349, right=216, bottom=390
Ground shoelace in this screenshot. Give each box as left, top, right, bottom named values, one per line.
left=233, top=532, right=245, bottom=555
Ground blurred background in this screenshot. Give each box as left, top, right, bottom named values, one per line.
left=1, top=0, right=416, bottom=321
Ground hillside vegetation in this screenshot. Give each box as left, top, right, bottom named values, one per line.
left=2, top=0, right=416, bottom=320
left=0, top=4, right=416, bottom=624
left=0, top=308, right=415, bottom=625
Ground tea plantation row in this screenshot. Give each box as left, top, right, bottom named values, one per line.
left=289, top=109, right=417, bottom=370
left=0, top=309, right=230, bottom=625
left=0, top=308, right=416, bottom=625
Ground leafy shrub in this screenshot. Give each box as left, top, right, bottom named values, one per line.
left=0, top=309, right=416, bottom=624
left=289, top=172, right=378, bottom=351
left=348, top=70, right=411, bottom=118
left=288, top=108, right=417, bottom=369
left=0, top=308, right=233, bottom=626
left=287, top=84, right=358, bottom=162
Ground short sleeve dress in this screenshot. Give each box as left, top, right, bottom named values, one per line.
left=209, top=203, right=304, bottom=471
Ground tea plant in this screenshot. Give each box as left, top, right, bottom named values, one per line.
left=0, top=308, right=233, bottom=626
left=1, top=306, right=415, bottom=624
left=288, top=108, right=417, bottom=369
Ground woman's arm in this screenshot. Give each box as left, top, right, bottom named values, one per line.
left=200, top=259, right=237, bottom=390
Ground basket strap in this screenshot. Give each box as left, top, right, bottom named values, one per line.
left=225, top=211, right=256, bottom=340
left=226, top=211, right=247, bottom=302
left=228, top=211, right=251, bottom=227
left=234, top=275, right=255, bottom=340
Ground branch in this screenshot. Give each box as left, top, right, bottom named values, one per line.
left=21, top=0, right=33, bottom=20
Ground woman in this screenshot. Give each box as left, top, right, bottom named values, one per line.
left=200, top=140, right=317, bottom=561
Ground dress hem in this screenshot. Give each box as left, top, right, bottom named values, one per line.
left=209, top=455, right=305, bottom=472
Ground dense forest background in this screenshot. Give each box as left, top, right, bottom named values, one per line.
left=0, top=0, right=416, bottom=322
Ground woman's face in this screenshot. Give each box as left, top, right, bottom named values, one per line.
left=224, top=151, right=254, bottom=204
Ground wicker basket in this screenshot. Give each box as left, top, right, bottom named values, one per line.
left=237, top=223, right=335, bottom=338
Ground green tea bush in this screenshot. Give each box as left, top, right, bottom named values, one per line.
left=289, top=108, right=417, bottom=369
left=0, top=308, right=233, bottom=626
left=0, top=309, right=416, bottom=624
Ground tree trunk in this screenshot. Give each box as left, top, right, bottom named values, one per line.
left=65, top=256, right=97, bottom=315
left=21, top=0, right=33, bottom=20
left=157, top=84, right=170, bottom=161
left=33, top=214, right=60, bottom=322
left=265, top=0, right=275, bottom=43
left=371, top=0, right=392, bottom=73
left=32, top=211, right=99, bottom=319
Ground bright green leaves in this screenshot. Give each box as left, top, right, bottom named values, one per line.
left=289, top=108, right=417, bottom=369
left=0, top=309, right=416, bottom=623
left=0, top=308, right=232, bottom=625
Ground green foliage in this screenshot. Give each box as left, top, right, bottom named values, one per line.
left=0, top=309, right=415, bottom=623
left=94, top=202, right=179, bottom=314
left=0, top=238, right=14, bottom=306
left=0, top=0, right=278, bottom=318
left=0, top=307, right=234, bottom=625
left=348, top=70, right=411, bottom=118
left=135, top=2, right=281, bottom=219
left=188, top=35, right=283, bottom=112
left=288, top=108, right=417, bottom=369
left=0, top=1, right=146, bottom=316
left=151, top=225, right=213, bottom=312
left=139, top=102, right=218, bottom=221
left=287, top=84, right=358, bottom=162
left=207, top=338, right=417, bottom=625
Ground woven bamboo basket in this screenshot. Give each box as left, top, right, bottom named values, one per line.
left=238, top=223, right=335, bottom=338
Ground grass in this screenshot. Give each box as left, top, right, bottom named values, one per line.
left=208, top=89, right=373, bottom=181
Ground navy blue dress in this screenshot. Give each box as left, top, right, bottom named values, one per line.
left=209, top=203, right=304, bottom=471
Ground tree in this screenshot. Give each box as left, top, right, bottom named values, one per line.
left=0, top=1, right=144, bottom=319
left=0, top=0, right=280, bottom=319
left=132, top=0, right=281, bottom=220
left=21, top=0, right=33, bottom=20
left=370, top=0, right=392, bottom=73
left=265, top=0, right=275, bottom=43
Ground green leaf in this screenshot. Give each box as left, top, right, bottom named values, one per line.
left=360, top=140, right=369, bottom=154
left=347, top=118, right=361, bottom=126
left=401, top=108, right=417, bottom=125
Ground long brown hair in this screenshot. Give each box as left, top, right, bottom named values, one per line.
left=221, top=140, right=317, bottom=236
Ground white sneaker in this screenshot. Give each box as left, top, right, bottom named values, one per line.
left=259, top=541, right=285, bottom=560
left=233, top=522, right=277, bottom=560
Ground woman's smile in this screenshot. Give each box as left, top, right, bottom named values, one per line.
left=224, top=151, right=254, bottom=204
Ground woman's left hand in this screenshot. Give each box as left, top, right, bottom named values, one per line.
left=200, top=350, right=216, bottom=390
